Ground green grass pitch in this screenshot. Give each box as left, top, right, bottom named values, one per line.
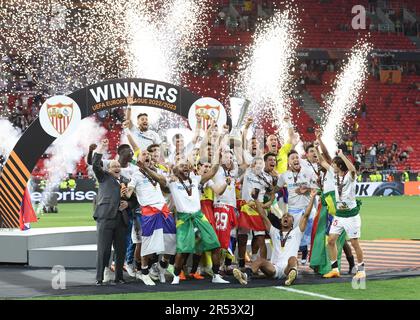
left=30, top=196, right=420, bottom=300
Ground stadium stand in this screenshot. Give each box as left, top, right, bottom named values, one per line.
left=1, top=0, right=418, bottom=178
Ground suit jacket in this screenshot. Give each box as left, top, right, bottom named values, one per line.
left=92, top=153, right=129, bottom=225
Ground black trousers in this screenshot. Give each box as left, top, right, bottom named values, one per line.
left=96, top=213, right=127, bottom=281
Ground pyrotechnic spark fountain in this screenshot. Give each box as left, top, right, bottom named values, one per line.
left=0, top=0, right=127, bottom=94
left=0, top=0, right=210, bottom=194
left=321, top=40, right=372, bottom=155
left=232, top=7, right=300, bottom=143
left=125, top=0, right=211, bottom=130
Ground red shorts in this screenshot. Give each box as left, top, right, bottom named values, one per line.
left=213, top=204, right=238, bottom=249
left=201, top=200, right=215, bottom=229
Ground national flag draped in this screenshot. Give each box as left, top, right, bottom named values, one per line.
left=19, top=187, right=38, bottom=230
left=237, top=200, right=266, bottom=231
left=309, top=191, right=346, bottom=275
left=140, top=204, right=176, bottom=256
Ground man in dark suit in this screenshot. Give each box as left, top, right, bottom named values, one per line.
left=93, top=139, right=129, bottom=285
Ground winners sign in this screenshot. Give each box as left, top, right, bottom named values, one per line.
left=86, top=80, right=181, bottom=114
left=0, top=78, right=206, bottom=229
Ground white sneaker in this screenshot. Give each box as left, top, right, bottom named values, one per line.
left=125, top=263, right=136, bottom=278
left=212, top=274, right=230, bottom=284
left=300, top=259, right=307, bottom=265
left=149, top=264, right=159, bottom=281
left=171, top=275, right=180, bottom=285
left=103, top=267, right=113, bottom=283
left=136, top=272, right=156, bottom=286
left=157, top=263, right=166, bottom=283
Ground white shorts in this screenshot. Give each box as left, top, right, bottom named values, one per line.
left=329, top=214, right=361, bottom=239
left=131, top=222, right=142, bottom=244
left=273, top=262, right=287, bottom=279
left=237, top=227, right=265, bottom=237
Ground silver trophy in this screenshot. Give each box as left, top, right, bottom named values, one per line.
left=229, top=97, right=251, bottom=140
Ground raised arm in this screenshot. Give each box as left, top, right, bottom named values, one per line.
left=86, top=143, right=97, bottom=166
left=337, top=149, right=357, bottom=178
left=92, top=140, right=108, bottom=182
left=315, top=129, right=332, bottom=163
left=122, top=120, right=139, bottom=152
left=125, top=95, right=134, bottom=129
left=261, top=190, right=276, bottom=209
left=218, top=124, right=230, bottom=150
left=242, top=117, right=253, bottom=154
left=143, top=165, right=168, bottom=188
left=199, top=121, right=214, bottom=162
left=283, top=115, right=295, bottom=145
left=201, top=164, right=220, bottom=184
left=202, top=143, right=224, bottom=188
left=254, top=200, right=271, bottom=232
left=314, top=141, right=331, bottom=170
left=191, top=114, right=203, bottom=145
left=242, top=117, right=254, bottom=166
left=210, top=178, right=229, bottom=196
left=299, top=189, right=317, bottom=232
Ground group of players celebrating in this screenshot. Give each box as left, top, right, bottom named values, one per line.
left=89, top=96, right=366, bottom=287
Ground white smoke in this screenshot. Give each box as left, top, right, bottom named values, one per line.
left=0, top=118, right=22, bottom=160
left=41, top=117, right=106, bottom=204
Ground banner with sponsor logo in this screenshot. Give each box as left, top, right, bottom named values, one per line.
left=28, top=180, right=410, bottom=204
left=30, top=179, right=97, bottom=204
left=356, top=182, right=404, bottom=197
left=0, top=78, right=231, bottom=228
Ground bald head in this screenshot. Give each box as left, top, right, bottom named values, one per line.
left=108, top=160, right=121, bottom=178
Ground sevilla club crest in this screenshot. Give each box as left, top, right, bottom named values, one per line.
left=195, top=104, right=220, bottom=130
left=47, top=103, right=73, bottom=134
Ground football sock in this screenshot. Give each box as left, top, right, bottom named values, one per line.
left=190, top=254, right=201, bottom=274
left=347, top=255, right=355, bottom=269
left=212, top=264, right=220, bottom=275
left=141, top=266, right=149, bottom=275
left=159, top=259, right=169, bottom=269
left=300, top=246, right=308, bottom=260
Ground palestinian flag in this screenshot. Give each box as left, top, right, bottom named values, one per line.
left=237, top=200, right=266, bottom=231
left=309, top=190, right=346, bottom=275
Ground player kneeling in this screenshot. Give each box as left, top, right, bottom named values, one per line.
left=233, top=189, right=317, bottom=286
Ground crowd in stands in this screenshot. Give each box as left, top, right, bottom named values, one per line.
left=4, top=52, right=419, bottom=180
left=0, top=53, right=45, bottom=131
left=1, top=0, right=419, bottom=180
